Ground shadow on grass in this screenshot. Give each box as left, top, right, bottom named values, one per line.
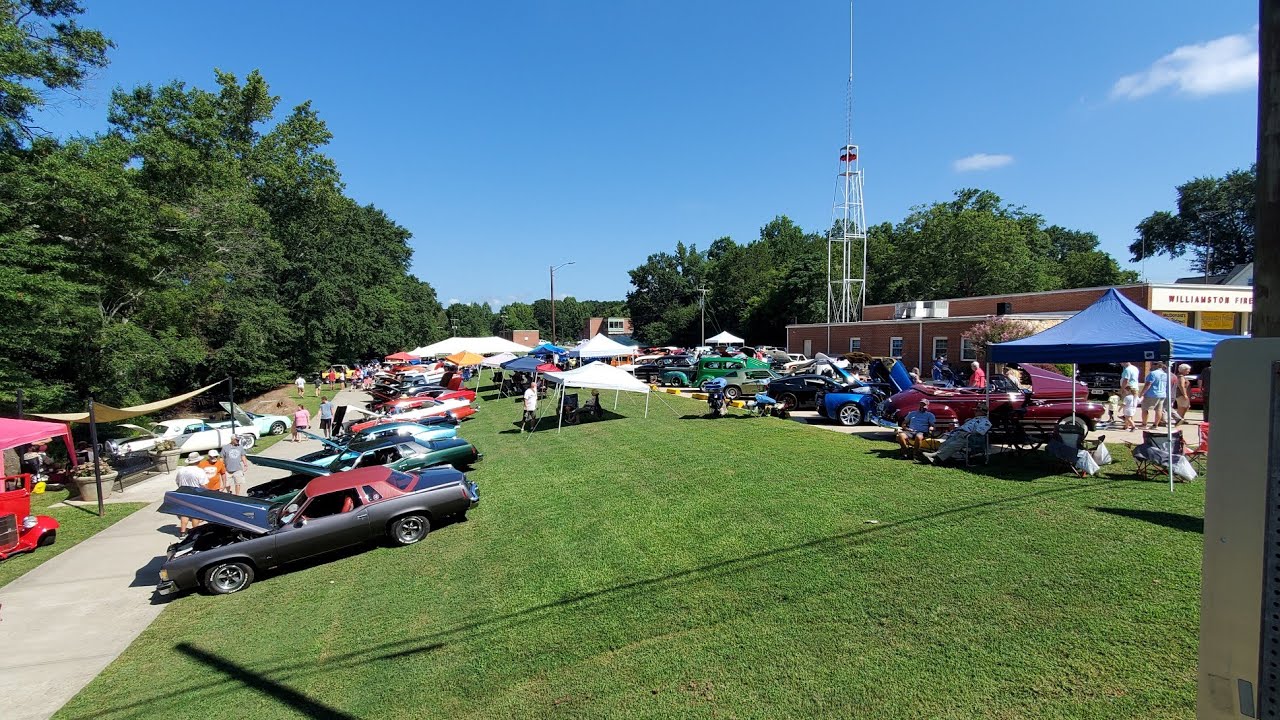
left=177, top=642, right=360, bottom=720
left=679, top=414, right=759, bottom=421
left=1091, top=507, right=1204, bottom=533
left=72, top=481, right=1109, bottom=720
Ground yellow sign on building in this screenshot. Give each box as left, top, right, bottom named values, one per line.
left=1201, top=311, right=1236, bottom=331
left=1157, top=311, right=1188, bottom=325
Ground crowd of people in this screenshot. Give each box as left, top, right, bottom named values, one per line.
left=171, top=435, right=252, bottom=535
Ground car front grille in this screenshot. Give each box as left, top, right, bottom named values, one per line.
left=0, top=514, right=18, bottom=552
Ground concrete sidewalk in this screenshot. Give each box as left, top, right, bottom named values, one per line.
left=0, top=388, right=370, bottom=720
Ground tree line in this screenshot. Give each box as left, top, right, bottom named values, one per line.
left=443, top=298, right=627, bottom=345
left=1, top=2, right=445, bottom=410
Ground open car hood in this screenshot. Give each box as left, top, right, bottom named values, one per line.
left=249, top=454, right=333, bottom=478
left=299, top=430, right=345, bottom=450
left=159, top=487, right=276, bottom=535
left=218, top=401, right=256, bottom=427
left=119, top=423, right=159, bottom=438
left=1022, top=364, right=1088, bottom=399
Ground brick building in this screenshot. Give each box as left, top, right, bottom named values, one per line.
left=584, top=316, right=632, bottom=339
left=501, top=330, right=539, bottom=348
left=787, top=282, right=1253, bottom=370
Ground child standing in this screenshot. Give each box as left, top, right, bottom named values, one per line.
left=1121, top=385, right=1138, bottom=431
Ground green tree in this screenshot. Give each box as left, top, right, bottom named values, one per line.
left=1129, top=166, right=1256, bottom=276
left=0, top=0, right=112, bottom=147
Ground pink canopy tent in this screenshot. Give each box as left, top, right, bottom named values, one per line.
left=385, top=351, right=419, bottom=362
left=0, top=418, right=75, bottom=459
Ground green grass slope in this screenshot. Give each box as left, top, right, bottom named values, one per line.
left=56, top=390, right=1203, bottom=719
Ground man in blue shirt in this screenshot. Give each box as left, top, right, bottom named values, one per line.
left=1140, top=364, right=1169, bottom=428
left=896, top=399, right=937, bottom=458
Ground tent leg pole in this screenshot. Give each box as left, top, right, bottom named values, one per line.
left=1168, top=359, right=1174, bottom=492
left=558, top=389, right=565, bottom=434
left=645, top=393, right=650, bottom=418
left=615, top=389, right=619, bottom=410
left=1072, top=363, right=1077, bottom=427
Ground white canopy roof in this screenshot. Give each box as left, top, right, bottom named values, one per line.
left=705, top=330, right=744, bottom=344
left=541, top=362, right=650, bottom=394
left=482, top=352, right=517, bottom=368
left=568, top=333, right=637, bottom=359
left=410, top=336, right=531, bottom=356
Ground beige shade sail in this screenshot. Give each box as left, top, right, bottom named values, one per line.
left=28, top=381, right=225, bottom=423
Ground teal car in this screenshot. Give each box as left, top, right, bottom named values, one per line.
left=214, top=401, right=293, bottom=436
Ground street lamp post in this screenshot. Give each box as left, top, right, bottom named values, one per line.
left=550, top=261, right=575, bottom=343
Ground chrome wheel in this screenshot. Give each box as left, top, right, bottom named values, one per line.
left=838, top=403, right=863, bottom=426
left=237, top=434, right=256, bottom=450
left=391, top=514, right=429, bottom=546
left=724, top=386, right=740, bottom=401
left=779, top=393, right=798, bottom=410
left=204, top=561, right=253, bottom=594
left=270, top=421, right=286, bottom=435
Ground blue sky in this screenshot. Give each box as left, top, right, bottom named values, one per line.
left=36, top=1, right=1259, bottom=307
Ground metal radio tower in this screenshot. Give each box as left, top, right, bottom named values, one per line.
left=827, top=1, right=867, bottom=324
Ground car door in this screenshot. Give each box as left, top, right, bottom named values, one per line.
left=272, top=490, right=372, bottom=563
left=174, top=422, right=210, bottom=451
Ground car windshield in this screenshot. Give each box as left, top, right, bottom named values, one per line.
left=278, top=491, right=307, bottom=524
left=150, top=424, right=169, bottom=436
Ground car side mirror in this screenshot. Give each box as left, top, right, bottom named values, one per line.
left=295, top=518, right=308, bottom=528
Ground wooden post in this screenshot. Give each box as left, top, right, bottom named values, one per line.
left=88, top=397, right=104, bottom=517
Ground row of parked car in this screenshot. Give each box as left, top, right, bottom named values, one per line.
left=155, top=368, right=484, bottom=597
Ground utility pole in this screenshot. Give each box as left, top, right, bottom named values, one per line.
left=698, top=287, right=707, bottom=345
left=1257, top=0, right=1279, bottom=337
left=550, top=261, right=575, bottom=343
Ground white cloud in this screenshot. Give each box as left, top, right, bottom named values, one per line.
left=1111, top=31, right=1257, bottom=100
left=446, top=298, right=461, bottom=306
left=953, top=153, right=1014, bottom=173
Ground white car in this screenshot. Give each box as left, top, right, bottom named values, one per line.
left=212, top=402, right=292, bottom=436
left=110, top=419, right=260, bottom=456
left=377, top=397, right=472, bottom=423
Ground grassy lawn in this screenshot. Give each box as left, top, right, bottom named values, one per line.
left=0, top=487, right=147, bottom=589
left=252, top=384, right=338, bottom=453
left=57, top=387, right=1203, bottom=719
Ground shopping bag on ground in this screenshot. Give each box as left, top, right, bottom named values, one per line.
left=1091, top=442, right=1112, bottom=466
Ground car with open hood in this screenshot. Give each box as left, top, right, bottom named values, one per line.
left=349, top=397, right=476, bottom=432
left=108, top=418, right=260, bottom=456
left=876, top=363, right=1105, bottom=436
left=211, top=401, right=293, bottom=436
left=812, top=355, right=912, bottom=426
left=157, top=465, right=479, bottom=595
left=292, top=423, right=460, bottom=467
left=253, top=434, right=480, bottom=485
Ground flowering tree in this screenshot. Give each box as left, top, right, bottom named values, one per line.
left=962, top=317, right=1040, bottom=363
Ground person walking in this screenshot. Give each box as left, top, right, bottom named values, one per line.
left=969, top=361, right=986, bottom=388
left=1140, top=363, right=1169, bottom=428
left=174, top=453, right=207, bottom=534
left=219, top=436, right=250, bottom=496
left=197, top=450, right=227, bottom=492
left=1173, top=363, right=1192, bottom=426
left=292, top=403, right=311, bottom=442
left=522, top=381, right=538, bottom=432
left=1120, top=361, right=1140, bottom=394
left=318, top=396, right=335, bottom=438
left=295, top=375, right=306, bottom=397
left=1120, top=385, right=1138, bottom=431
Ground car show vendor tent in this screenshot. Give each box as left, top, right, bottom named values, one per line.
left=482, top=352, right=517, bottom=368
left=567, top=333, right=637, bottom=359
left=705, top=330, right=744, bottom=345
left=411, top=336, right=531, bottom=357
left=541, top=362, right=652, bottom=431
left=0, top=418, right=75, bottom=459
left=989, top=288, right=1232, bottom=490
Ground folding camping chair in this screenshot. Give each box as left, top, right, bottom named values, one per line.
left=954, top=430, right=990, bottom=467
left=1046, top=427, right=1091, bottom=477
left=1183, top=422, right=1209, bottom=475
left=493, top=371, right=506, bottom=396
left=560, top=393, right=580, bottom=426
left=1128, top=430, right=1187, bottom=480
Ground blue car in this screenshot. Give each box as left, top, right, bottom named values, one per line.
left=295, top=422, right=459, bottom=467
left=813, top=357, right=914, bottom=426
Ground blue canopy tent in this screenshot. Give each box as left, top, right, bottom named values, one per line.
left=500, top=355, right=547, bottom=373
left=529, top=342, right=567, bottom=357
left=989, top=288, right=1233, bottom=489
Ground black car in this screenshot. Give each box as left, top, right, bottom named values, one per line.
left=633, top=355, right=694, bottom=384
left=765, top=374, right=849, bottom=410
left=1077, top=363, right=1122, bottom=401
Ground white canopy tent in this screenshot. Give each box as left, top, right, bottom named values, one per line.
left=482, top=352, right=517, bottom=368
left=705, top=330, right=744, bottom=345
left=411, top=336, right=532, bottom=357
left=540, top=362, right=651, bottom=432
left=567, top=333, right=638, bottom=359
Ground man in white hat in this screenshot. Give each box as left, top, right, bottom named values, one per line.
left=197, top=449, right=226, bottom=492
left=173, top=452, right=207, bottom=535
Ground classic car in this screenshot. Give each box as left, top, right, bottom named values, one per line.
left=632, top=355, right=694, bottom=384
left=108, top=418, right=260, bottom=456
left=156, top=465, right=479, bottom=595
left=813, top=356, right=912, bottom=426
left=766, top=374, right=852, bottom=410
left=214, top=401, right=292, bottom=436
left=661, top=356, right=771, bottom=388
left=876, top=363, right=1105, bottom=436
left=711, top=367, right=779, bottom=400
left=293, top=423, right=459, bottom=466
left=371, top=388, right=476, bottom=413
left=257, top=434, right=481, bottom=477
left=350, top=398, right=476, bottom=433
left=1076, top=363, right=1123, bottom=401
left=0, top=473, right=59, bottom=560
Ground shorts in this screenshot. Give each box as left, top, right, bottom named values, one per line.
left=1140, top=396, right=1163, bottom=410
left=320, top=418, right=333, bottom=431
left=523, top=410, right=536, bottom=424
left=296, top=424, right=308, bottom=431
left=1175, top=397, right=1190, bottom=412
left=227, top=469, right=245, bottom=487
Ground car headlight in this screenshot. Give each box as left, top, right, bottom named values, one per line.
left=159, top=568, right=169, bottom=581
left=22, top=515, right=37, bottom=530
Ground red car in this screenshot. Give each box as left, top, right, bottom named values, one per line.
left=1, top=474, right=59, bottom=560
left=878, top=363, right=1106, bottom=436
left=373, top=389, right=476, bottom=413
left=350, top=398, right=477, bottom=434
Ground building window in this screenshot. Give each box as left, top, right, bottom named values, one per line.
left=890, top=337, right=903, bottom=358
left=607, top=317, right=625, bottom=334
left=933, top=337, right=948, bottom=360
left=961, top=337, right=977, bottom=362
left=848, top=338, right=861, bottom=352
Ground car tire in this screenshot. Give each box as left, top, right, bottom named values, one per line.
left=237, top=434, right=256, bottom=450
left=837, top=403, right=863, bottom=426
left=779, top=393, right=799, bottom=410
left=37, top=530, right=56, bottom=547
left=389, top=514, right=430, bottom=546
left=269, top=421, right=287, bottom=435
left=724, top=386, right=741, bottom=401
left=202, top=560, right=255, bottom=595
left=1055, top=415, right=1089, bottom=437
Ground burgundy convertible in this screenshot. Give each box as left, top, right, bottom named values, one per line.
left=877, top=363, right=1105, bottom=437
